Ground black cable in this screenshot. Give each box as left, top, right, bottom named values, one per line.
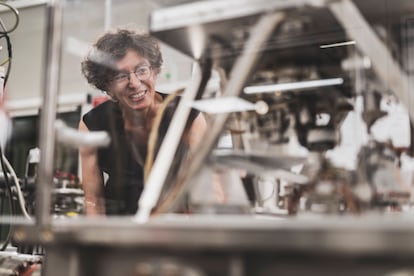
left=0, top=15, right=13, bottom=86
left=0, top=2, right=17, bottom=85
left=0, top=1, right=19, bottom=34
left=0, top=146, right=15, bottom=251
left=2, top=32, right=12, bottom=86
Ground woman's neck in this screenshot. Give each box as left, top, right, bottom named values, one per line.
left=122, top=93, right=163, bottom=131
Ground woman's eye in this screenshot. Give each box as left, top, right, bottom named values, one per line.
left=115, top=74, right=127, bottom=80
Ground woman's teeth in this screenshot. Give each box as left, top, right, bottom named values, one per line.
left=130, top=90, right=146, bottom=100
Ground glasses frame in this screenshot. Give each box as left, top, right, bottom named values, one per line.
left=112, top=65, right=153, bottom=85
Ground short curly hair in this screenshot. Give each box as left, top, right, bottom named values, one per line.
left=81, top=29, right=163, bottom=92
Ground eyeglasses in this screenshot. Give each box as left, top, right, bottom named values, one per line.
left=112, top=65, right=152, bottom=85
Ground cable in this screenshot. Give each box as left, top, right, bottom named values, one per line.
left=1, top=34, right=11, bottom=86
left=0, top=146, right=14, bottom=251
left=143, top=90, right=182, bottom=183
left=0, top=1, right=19, bottom=34
left=2, top=154, right=31, bottom=220
left=0, top=2, right=18, bottom=250
left=0, top=17, right=13, bottom=85
left=0, top=57, right=9, bottom=67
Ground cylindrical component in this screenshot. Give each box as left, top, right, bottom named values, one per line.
left=36, top=0, right=63, bottom=226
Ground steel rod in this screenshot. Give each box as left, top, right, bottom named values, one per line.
left=35, top=0, right=63, bottom=226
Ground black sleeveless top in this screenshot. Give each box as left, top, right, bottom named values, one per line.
left=82, top=92, right=199, bottom=215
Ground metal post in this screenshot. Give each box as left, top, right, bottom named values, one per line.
left=36, top=0, right=63, bottom=226
left=104, top=0, right=112, bottom=31
left=135, top=63, right=202, bottom=222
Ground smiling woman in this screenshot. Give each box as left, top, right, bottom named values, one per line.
left=107, top=50, right=159, bottom=112
left=78, top=28, right=207, bottom=216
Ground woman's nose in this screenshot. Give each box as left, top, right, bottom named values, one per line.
left=128, top=72, right=142, bottom=87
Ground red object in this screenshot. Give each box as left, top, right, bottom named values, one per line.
left=20, top=264, right=41, bottom=276
left=93, top=95, right=109, bottom=107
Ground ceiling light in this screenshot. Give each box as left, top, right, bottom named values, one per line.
left=243, top=78, right=344, bottom=94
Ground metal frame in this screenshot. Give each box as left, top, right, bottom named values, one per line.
left=14, top=214, right=414, bottom=253
left=150, top=0, right=313, bottom=32
left=12, top=0, right=414, bottom=275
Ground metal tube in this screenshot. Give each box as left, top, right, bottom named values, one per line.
left=135, top=63, right=202, bottom=222
left=55, top=119, right=110, bottom=148
left=104, top=0, right=112, bottom=31
left=35, top=0, right=63, bottom=226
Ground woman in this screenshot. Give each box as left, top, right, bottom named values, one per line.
left=79, top=29, right=206, bottom=216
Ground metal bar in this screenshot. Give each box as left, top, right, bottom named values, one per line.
left=150, top=0, right=311, bottom=32
left=35, top=0, right=63, bottom=226
left=135, top=63, right=203, bottom=223
left=104, top=0, right=112, bottom=31
left=55, top=120, right=110, bottom=148
left=15, top=214, right=414, bottom=254
left=329, top=0, right=413, bottom=121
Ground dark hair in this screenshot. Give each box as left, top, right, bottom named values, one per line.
left=81, top=29, right=163, bottom=92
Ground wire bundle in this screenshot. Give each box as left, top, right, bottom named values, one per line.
left=0, top=1, right=23, bottom=251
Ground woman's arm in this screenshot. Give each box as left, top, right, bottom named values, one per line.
left=185, top=112, right=207, bottom=149
left=78, top=119, right=106, bottom=216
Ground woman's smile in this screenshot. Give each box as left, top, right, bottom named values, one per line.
left=127, top=89, right=148, bottom=102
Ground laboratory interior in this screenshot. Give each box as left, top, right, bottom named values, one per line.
left=1, top=0, right=414, bottom=275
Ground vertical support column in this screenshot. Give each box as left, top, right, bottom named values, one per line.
left=104, top=0, right=112, bottom=31
left=36, top=0, right=63, bottom=226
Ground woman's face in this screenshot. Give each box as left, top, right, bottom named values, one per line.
left=108, top=49, right=157, bottom=112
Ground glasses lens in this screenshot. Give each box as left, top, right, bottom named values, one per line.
left=113, top=73, right=128, bottom=84
left=113, top=66, right=152, bottom=85
left=135, top=66, right=151, bottom=80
